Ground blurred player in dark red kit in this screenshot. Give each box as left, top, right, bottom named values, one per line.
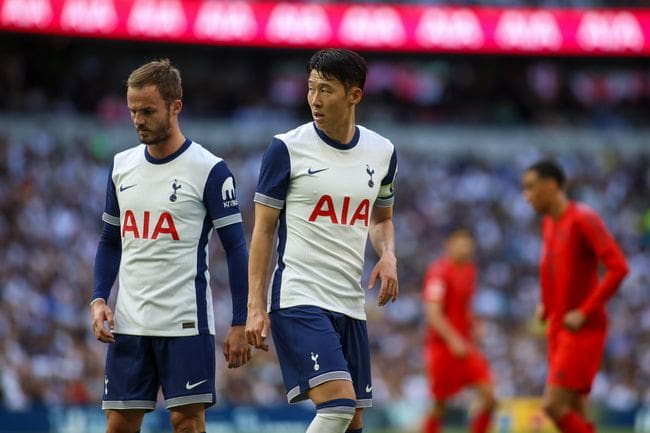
left=421, top=229, right=496, bottom=433
left=522, top=160, right=629, bottom=433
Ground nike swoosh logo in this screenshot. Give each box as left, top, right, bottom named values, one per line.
left=365, top=385, right=373, bottom=393
left=185, top=379, right=207, bottom=390
left=119, top=184, right=136, bottom=192
left=308, top=168, right=329, bottom=175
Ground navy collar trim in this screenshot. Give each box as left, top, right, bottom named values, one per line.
left=144, top=138, right=192, bottom=164
left=313, top=123, right=359, bottom=150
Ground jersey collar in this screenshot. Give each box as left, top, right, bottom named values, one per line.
left=313, top=123, right=360, bottom=150
left=144, top=138, right=192, bottom=164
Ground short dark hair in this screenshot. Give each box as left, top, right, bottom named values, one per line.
left=308, top=48, right=367, bottom=91
left=448, top=228, right=473, bottom=239
left=526, top=159, right=566, bottom=187
left=127, top=58, right=182, bottom=104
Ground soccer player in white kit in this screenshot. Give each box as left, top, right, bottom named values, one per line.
left=246, top=48, right=399, bottom=433
left=90, top=59, right=250, bottom=433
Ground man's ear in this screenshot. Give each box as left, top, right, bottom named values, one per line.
left=349, top=87, right=363, bottom=105
left=171, top=99, right=182, bottom=116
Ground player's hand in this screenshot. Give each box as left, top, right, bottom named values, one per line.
left=534, top=304, right=547, bottom=323
left=245, top=306, right=270, bottom=351
left=90, top=299, right=115, bottom=343
left=368, top=253, right=399, bottom=307
left=224, top=325, right=251, bottom=368
left=448, top=335, right=469, bottom=358
left=471, top=319, right=486, bottom=343
left=563, top=309, right=586, bottom=332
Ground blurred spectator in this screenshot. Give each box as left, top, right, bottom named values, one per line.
left=0, top=37, right=648, bottom=413
left=1, top=36, right=650, bottom=127
left=0, top=123, right=648, bottom=411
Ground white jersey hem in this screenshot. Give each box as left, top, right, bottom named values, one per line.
left=112, top=328, right=208, bottom=337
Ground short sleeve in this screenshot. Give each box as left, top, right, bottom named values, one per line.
left=254, top=138, right=290, bottom=209
left=376, top=147, right=397, bottom=208
left=423, top=262, right=446, bottom=303
left=101, top=161, right=120, bottom=226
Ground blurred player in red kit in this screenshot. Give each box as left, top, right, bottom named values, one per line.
left=421, top=229, right=496, bottom=433
left=522, top=160, right=629, bottom=433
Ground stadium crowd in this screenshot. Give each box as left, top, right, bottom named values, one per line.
left=0, top=38, right=648, bottom=419
left=1, top=36, right=650, bottom=128
left=0, top=124, right=648, bottom=413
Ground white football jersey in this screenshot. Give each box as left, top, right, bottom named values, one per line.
left=103, top=139, right=242, bottom=336
left=255, top=122, right=397, bottom=320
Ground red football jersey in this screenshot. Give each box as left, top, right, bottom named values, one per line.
left=422, top=257, right=476, bottom=344
left=540, top=202, right=628, bottom=332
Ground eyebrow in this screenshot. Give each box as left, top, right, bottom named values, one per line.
left=308, top=80, right=334, bottom=87
left=128, top=106, right=156, bottom=112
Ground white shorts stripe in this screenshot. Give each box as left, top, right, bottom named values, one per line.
left=356, top=398, right=373, bottom=408
left=102, top=400, right=156, bottom=411
left=308, top=371, right=352, bottom=389
left=165, top=393, right=214, bottom=409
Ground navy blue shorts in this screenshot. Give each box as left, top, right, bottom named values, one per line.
left=102, top=334, right=216, bottom=411
left=270, top=305, right=372, bottom=407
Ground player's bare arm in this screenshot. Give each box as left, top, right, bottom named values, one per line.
left=224, top=325, right=251, bottom=368
left=368, top=205, right=398, bottom=306
left=424, top=301, right=469, bottom=358
left=246, top=203, right=281, bottom=351
left=90, top=298, right=116, bottom=344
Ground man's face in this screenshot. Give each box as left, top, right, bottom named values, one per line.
left=446, top=234, right=475, bottom=262
left=307, top=70, right=356, bottom=132
left=127, top=85, right=174, bottom=146
left=522, top=170, right=552, bottom=215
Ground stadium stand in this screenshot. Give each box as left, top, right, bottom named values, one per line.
left=0, top=37, right=648, bottom=430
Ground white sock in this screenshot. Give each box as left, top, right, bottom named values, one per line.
left=305, top=398, right=356, bottom=433
left=305, top=412, right=354, bottom=433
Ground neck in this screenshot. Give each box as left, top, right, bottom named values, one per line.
left=146, top=130, right=186, bottom=159
left=322, top=114, right=356, bottom=145
left=549, top=194, right=569, bottom=220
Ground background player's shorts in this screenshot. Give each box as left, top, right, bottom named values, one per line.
left=547, top=328, right=606, bottom=394
left=102, top=334, right=216, bottom=411
left=424, top=343, right=492, bottom=400
left=270, top=305, right=372, bottom=408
